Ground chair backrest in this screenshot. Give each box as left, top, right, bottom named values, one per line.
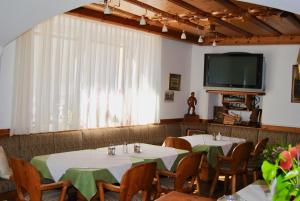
left=174, top=152, right=203, bottom=192
left=164, top=137, right=192, bottom=152
left=10, top=157, right=42, bottom=201
left=119, top=162, right=156, bottom=201
left=252, top=138, right=269, bottom=156
left=230, top=142, right=253, bottom=171
left=186, top=129, right=206, bottom=136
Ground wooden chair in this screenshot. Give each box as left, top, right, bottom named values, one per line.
left=209, top=142, right=253, bottom=197
left=186, top=129, right=206, bottom=136
left=10, top=157, right=70, bottom=201
left=248, top=138, right=269, bottom=181
left=156, top=152, right=203, bottom=196
left=97, top=162, right=157, bottom=201
left=164, top=137, right=192, bottom=152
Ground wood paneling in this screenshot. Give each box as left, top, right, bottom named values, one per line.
left=0, top=129, right=10, bottom=137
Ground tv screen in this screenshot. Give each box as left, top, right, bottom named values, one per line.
left=204, top=53, right=264, bottom=91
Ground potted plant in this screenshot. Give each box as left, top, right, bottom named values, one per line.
left=262, top=144, right=300, bottom=201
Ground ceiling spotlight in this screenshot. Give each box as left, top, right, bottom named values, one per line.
left=103, top=1, right=111, bottom=15
left=181, top=31, right=186, bottom=40
left=162, top=24, right=168, bottom=32
left=139, top=15, right=146, bottom=25
left=212, top=40, right=217, bottom=47
left=198, top=35, right=203, bottom=43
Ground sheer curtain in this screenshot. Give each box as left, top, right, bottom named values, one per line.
left=12, top=14, right=161, bottom=134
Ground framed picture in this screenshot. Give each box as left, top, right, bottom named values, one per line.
left=164, top=91, right=174, bottom=102
left=291, top=65, right=300, bottom=103
left=169, top=73, right=181, bottom=91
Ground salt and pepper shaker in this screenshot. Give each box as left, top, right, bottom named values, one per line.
left=108, top=144, right=116, bottom=156
left=216, top=132, right=222, bottom=141
left=122, top=142, right=128, bottom=153
left=134, top=142, right=141, bottom=153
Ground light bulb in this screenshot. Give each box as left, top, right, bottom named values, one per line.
left=162, top=24, right=168, bottom=32
left=212, top=40, right=217, bottom=47
left=198, top=35, right=203, bottom=43
left=139, top=15, right=146, bottom=25
left=181, top=31, right=186, bottom=40
left=103, top=2, right=111, bottom=15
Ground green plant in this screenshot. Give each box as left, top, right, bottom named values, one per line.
left=262, top=144, right=300, bottom=201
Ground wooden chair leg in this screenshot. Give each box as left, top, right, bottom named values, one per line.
left=196, top=173, right=201, bottom=194
left=231, top=175, right=236, bottom=194
left=224, top=176, right=229, bottom=194
left=209, top=171, right=219, bottom=197
left=243, top=173, right=248, bottom=187
left=253, top=171, right=257, bottom=182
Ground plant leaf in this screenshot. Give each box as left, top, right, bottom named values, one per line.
left=262, top=161, right=278, bottom=182
left=284, top=169, right=300, bottom=180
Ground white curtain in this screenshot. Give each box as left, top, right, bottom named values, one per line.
left=12, top=14, right=161, bottom=134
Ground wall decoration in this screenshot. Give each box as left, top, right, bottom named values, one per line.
left=164, top=91, right=174, bottom=102
left=291, top=65, right=300, bottom=103
left=169, top=73, right=181, bottom=91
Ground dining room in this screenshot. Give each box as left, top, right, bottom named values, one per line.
left=0, top=0, right=300, bottom=201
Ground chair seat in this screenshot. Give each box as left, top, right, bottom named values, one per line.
left=104, top=191, right=142, bottom=201
left=25, top=190, right=66, bottom=201
left=0, top=178, right=16, bottom=194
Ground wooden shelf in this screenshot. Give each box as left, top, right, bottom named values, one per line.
left=206, top=90, right=265, bottom=96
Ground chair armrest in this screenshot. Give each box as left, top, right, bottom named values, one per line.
left=157, top=169, right=176, bottom=178
left=40, top=180, right=71, bottom=191
left=97, top=182, right=121, bottom=193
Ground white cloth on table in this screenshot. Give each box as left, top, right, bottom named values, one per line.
left=127, top=144, right=179, bottom=171
left=181, top=134, right=245, bottom=156
left=237, top=181, right=271, bottom=201
left=46, top=149, right=132, bottom=182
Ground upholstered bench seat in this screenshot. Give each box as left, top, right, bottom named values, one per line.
left=0, top=178, right=15, bottom=194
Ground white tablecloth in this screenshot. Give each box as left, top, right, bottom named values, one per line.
left=46, top=143, right=180, bottom=182
left=181, top=134, right=245, bottom=155
left=47, top=149, right=132, bottom=182
left=237, top=180, right=271, bottom=201
left=127, top=143, right=179, bottom=171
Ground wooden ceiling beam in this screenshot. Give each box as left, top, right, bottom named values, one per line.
left=280, top=12, right=300, bottom=29
left=67, top=7, right=200, bottom=44
left=124, top=0, right=204, bottom=29
left=214, top=0, right=282, bottom=36
left=204, top=35, right=300, bottom=45
left=123, top=0, right=227, bottom=37
left=166, top=0, right=253, bottom=37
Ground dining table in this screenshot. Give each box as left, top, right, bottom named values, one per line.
left=180, top=134, right=246, bottom=167
left=217, top=180, right=271, bottom=201
left=31, top=143, right=188, bottom=201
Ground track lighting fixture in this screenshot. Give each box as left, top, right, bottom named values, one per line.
left=198, top=35, right=203, bottom=43
left=162, top=23, right=168, bottom=32
left=181, top=30, right=186, bottom=40
left=139, top=15, right=146, bottom=25
left=103, top=0, right=111, bottom=15
left=212, top=40, right=217, bottom=47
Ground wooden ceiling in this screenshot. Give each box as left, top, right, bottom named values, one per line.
left=67, top=0, right=300, bottom=45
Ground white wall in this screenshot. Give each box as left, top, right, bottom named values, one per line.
left=191, top=44, right=300, bottom=128
left=0, top=42, right=15, bottom=128
left=159, top=38, right=192, bottom=119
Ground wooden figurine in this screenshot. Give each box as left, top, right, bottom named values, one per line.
left=187, top=92, right=197, bottom=115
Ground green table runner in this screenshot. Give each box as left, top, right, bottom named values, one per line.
left=192, top=145, right=224, bottom=167
left=31, top=146, right=187, bottom=200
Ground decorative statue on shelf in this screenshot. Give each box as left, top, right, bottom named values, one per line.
left=187, top=92, right=197, bottom=115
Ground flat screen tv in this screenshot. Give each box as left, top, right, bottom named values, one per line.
left=203, top=53, right=264, bottom=92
